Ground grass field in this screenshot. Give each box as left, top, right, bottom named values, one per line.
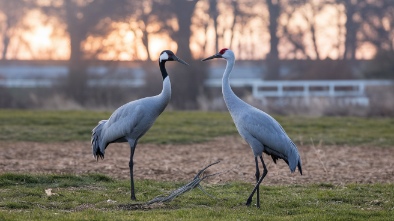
left=0, top=110, right=393, bottom=220
left=0, top=109, right=393, bottom=146
left=0, top=173, right=393, bottom=221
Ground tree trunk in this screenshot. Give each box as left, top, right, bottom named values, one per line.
left=1, top=18, right=12, bottom=60
left=64, top=0, right=88, bottom=104
left=139, top=11, right=152, bottom=61
left=66, top=29, right=88, bottom=104
left=141, top=29, right=151, bottom=61
left=229, top=0, right=239, bottom=49
left=167, top=0, right=204, bottom=109
left=343, top=0, right=357, bottom=61
left=310, top=19, right=320, bottom=60
left=1, top=35, right=9, bottom=60
left=209, top=0, right=219, bottom=53
left=265, top=0, right=281, bottom=80
left=170, top=1, right=196, bottom=62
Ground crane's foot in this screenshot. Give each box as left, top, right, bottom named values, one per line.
left=131, top=195, right=137, bottom=201
left=246, top=198, right=261, bottom=208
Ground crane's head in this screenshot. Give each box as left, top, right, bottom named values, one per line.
left=159, top=50, right=189, bottom=65
left=201, top=48, right=233, bottom=61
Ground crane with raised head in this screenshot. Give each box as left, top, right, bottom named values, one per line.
left=202, top=48, right=302, bottom=208
left=91, top=50, right=188, bottom=200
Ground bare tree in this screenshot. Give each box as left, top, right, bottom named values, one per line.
left=360, top=0, right=394, bottom=53
left=208, top=0, right=219, bottom=53
left=360, top=0, right=394, bottom=79
left=135, top=1, right=154, bottom=61
left=40, top=0, right=136, bottom=104
left=303, top=2, right=322, bottom=59
left=158, top=0, right=203, bottom=109
left=228, top=0, right=240, bottom=50
left=336, top=0, right=379, bottom=60
left=335, top=0, right=393, bottom=78
left=227, top=0, right=257, bottom=51
left=341, top=0, right=360, bottom=60
left=281, top=3, right=309, bottom=59
left=282, top=0, right=337, bottom=60
left=0, top=0, right=31, bottom=60
left=130, top=0, right=174, bottom=61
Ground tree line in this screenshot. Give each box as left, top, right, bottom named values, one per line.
left=0, top=0, right=393, bottom=108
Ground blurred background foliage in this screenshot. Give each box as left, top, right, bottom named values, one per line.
left=0, top=0, right=393, bottom=114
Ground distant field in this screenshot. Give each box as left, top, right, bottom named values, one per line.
left=0, top=173, right=393, bottom=221
left=0, top=109, right=393, bottom=146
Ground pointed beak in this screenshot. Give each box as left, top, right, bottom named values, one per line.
left=174, top=56, right=189, bottom=65
left=202, top=53, right=222, bottom=61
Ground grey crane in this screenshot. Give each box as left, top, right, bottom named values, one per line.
left=202, top=48, right=302, bottom=208
left=91, top=50, right=188, bottom=200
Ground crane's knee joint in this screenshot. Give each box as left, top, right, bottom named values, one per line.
left=129, top=161, right=134, bottom=168
left=262, top=169, right=268, bottom=177
left=255, top=171, right=260, bottom=179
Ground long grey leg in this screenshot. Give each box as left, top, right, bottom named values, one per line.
left=254, top=157, right=260, bottom=207
left=128, top=140, right=137, bottom=200
left=246, top=155, right=268, bottom=207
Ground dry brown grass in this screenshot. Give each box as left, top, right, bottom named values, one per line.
left=1, top=136, right=393, bottom=185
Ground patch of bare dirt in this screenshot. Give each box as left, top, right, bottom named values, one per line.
left=1, top=136, right=393, bottom=185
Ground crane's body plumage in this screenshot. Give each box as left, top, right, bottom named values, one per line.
left=92, top=77, right=171, bottom=158
left=230, top=105, right=301, bottom=171
left=91, top=50, right=187, bottom=200
left=203, top=48, right=302, bottom=207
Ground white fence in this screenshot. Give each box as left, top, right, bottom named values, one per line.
left=205, top=79, right=393, bottom=105
left=0, top=78, right=145, bottom=88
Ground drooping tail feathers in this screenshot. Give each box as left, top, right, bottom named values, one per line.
left=288, top=140, right=303, bottom=175
left=91, top=120, right=107, bottom=161
left=267, top=142, right=302, bottom=175
left=298, top=160, right=303, bottom=175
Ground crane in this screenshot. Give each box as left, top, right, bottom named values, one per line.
left=202, top=48, right=302, bottom=208
left=91, top=50, right=188, bottom=200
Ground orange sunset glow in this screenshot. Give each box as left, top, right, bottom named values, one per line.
left=0, top=1, right=384, bottom=61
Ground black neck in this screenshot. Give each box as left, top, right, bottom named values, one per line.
left=159, top=60, right=168, bottom=80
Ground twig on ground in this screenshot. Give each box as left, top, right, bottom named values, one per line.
left=145, top=161, right=221, bottom=205
left=311, top=138, right=328, bottom=173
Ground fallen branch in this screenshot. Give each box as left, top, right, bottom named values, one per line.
left=145, top=161, right=221, bottom=205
